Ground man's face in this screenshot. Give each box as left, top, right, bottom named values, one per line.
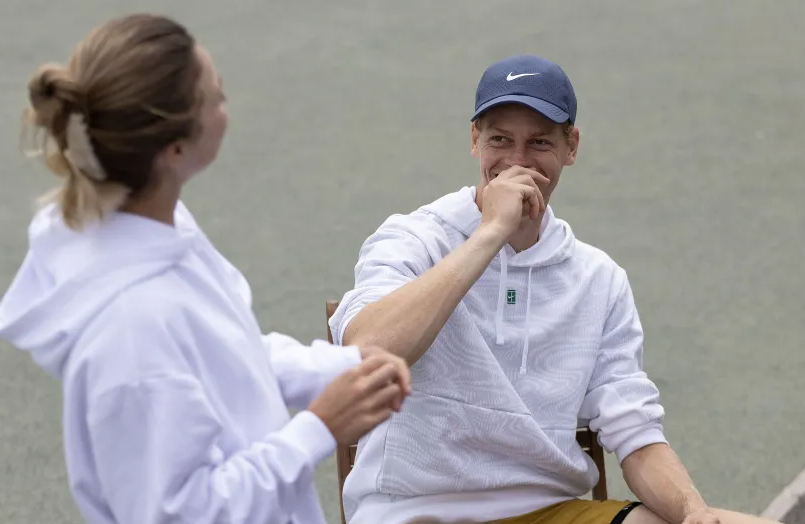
left=471, top=104, right=579, bottom=205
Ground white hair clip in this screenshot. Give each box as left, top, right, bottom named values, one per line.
left=64, top=113, right=107, bottom=182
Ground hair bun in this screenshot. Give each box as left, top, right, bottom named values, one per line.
left=27, top=63, right=79, bottom=128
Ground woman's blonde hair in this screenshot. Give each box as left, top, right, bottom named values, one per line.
left=23, top=14, right=203, bottom=230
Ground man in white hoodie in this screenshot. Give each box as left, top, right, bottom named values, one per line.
left=328, top=55, right=780, bottom=524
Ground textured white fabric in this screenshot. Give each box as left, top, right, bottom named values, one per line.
left=329, top=186, right=667, bottom=524
left=0, top=202, right=361, bottom=524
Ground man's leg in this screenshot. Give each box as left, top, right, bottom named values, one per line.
left=623, top=505, right=781, bottom=524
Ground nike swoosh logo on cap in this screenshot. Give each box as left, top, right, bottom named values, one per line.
left=506, top=72, right=539, bottom=81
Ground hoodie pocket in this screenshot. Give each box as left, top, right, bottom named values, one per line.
left=377, top=390, right=597, bottom=497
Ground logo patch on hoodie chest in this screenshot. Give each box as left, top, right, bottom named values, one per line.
left=506, top=289, right=516, bottom=305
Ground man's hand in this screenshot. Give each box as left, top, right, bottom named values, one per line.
left=342, top=168, right=543, bottom=368
left=682, top=508, right=721, bottom=524
left=479, top=165, right=548, bottom=241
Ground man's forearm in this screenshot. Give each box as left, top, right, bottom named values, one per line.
left=343, top=225, right=506, bottom=366
left=622, top=443, right=708, bottom=524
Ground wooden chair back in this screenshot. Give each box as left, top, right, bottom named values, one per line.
left=324, top=299, right=608, bottom=524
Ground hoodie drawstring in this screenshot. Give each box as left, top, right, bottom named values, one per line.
left=495, top=248, right=508, bottom=345
left=520, top=267, right=533, bottom=375
left=495, top=248, right=533, bottom=375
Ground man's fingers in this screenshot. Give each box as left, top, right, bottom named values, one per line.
left=509, top=173, right=538, bottom=188
left=529, top=190, right=543, bottom=220
left=532, top=172, right=550, bottom=189
left=511, top=183, right=544, bottom=220
left=499, top=167, right=550, bottom=188
left=522, top=170, right=550, bottom=188
left=519, top=185, right=538, bottom=204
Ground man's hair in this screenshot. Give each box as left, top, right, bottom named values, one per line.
left=23, top=14, right=202, bottom=230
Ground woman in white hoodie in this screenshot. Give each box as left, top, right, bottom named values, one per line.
left=0, top=13, right=409, bottom=524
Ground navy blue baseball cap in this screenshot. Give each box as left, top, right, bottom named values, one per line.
left=471, top=55, right=577, bottom=124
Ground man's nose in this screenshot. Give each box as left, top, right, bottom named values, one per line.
left=507, top=147, right=536, bottom=170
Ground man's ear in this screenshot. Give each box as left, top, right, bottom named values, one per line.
left=471, top=122, right=481, bottom=158
left=564, top=126, right=580, bottom=166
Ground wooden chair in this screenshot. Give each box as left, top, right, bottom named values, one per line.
left=325, top=300, right=608, bottom=524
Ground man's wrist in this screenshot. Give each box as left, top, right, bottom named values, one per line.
left=681, top=492, right=710, bottom=519
left=470, top=223, right=509, bottom=254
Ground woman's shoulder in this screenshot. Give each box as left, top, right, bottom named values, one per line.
left=69, top=275, right=201, bottom=386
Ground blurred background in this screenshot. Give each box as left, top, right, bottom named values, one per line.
left=1, top=1, right=804, bottom=523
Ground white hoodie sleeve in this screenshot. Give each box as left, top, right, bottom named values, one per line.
left=329, top=214, right=442, bottom=345
left=579, top=269, right=668, bottom=464
left=86, top=322, right=336, bottom=524
left=263, top=332, right=361, bottom=410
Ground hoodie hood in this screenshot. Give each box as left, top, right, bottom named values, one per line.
left=0, top=203, right=197, bottom=379
left=419, top=185, right=576, bottom=373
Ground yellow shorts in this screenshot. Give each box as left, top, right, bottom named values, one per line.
left=487, top=499, right=641, bottom=524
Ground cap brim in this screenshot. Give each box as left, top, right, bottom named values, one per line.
left=471, top=94, right=570, bottom=124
